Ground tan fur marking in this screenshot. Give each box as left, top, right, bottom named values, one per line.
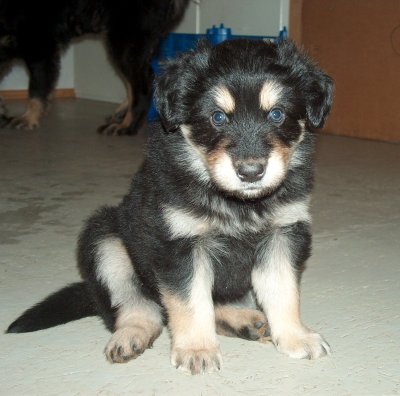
left=206, top=138, right=231, bottom=168
left=8, top=98, right=45, bottom=129
left=273, top=140, right=291, bottom=163
left=213, top=85, right=235, bottom=113
left=114, top=97, right=129, bottom=115
left=118, top=84, right=134, bottom=128
left=25, top=98, right=44, bottom=125
left=215, top=305, right=271, bottom=342
left=269, top=137, right=305, bottom=176
left=162, top=292, right=216, bottom=349
left=162, top=289, right=221, bottom=374
left=162, top=293, right=193, bottom=339
left=259, top=81, right=282, bottom=111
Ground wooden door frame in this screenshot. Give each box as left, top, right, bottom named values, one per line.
left=289, top=0, right=303, bottom=44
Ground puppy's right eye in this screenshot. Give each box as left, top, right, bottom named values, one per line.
left=211, top=111, right=227, bottom=127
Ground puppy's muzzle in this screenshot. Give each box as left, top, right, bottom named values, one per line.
left=235, top=161, right=265, bottom=183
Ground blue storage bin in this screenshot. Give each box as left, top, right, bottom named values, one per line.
left=148, top=25, right=288, bottom=121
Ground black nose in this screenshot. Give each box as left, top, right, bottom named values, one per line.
left=236, top=162, right=265, bottom=183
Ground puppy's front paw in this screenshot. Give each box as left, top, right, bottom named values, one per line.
left=171, top=345, right=222, bottom=375
left=275, top=328, right=331, bottom=360
left=104, top=327, right=153, bottom=363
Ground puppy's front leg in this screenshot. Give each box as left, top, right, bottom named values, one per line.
left=252, top=224, right=330, bottom=359
left=161, top=245, right=221, bottom=375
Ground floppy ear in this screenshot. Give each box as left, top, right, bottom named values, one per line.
left=305, top=71, right=334, bottom=129
left=276, top=40, right=334, bottom=129
left=154, top=40, right=211, bottom=132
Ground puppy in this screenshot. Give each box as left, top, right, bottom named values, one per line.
left=0, top=0, right=189, bottom=134
left=7, top=39, right=334, bottom=375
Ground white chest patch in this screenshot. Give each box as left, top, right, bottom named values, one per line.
left=162, top=196, right=311, bottom=240
left=162, top=206, right=212, bottom=238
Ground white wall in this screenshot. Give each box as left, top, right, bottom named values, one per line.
left=0, top=0, right=288, bottom=102
left=74, top=36, right=126, bottom=103
left=0, top=46, right=75, bottom=90
left=200, top=0, right=284, bottom=36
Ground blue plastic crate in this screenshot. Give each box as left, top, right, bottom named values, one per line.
left=148, top=25, right=288, bottom=121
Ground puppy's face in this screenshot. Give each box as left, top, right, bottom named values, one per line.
left=156, top=40, right=333, bottom=199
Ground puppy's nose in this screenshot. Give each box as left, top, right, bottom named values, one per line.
left=236, top=162, right=265, bottom=183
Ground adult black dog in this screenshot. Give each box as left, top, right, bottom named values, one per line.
left=0, top=0, right=189, bottom=134
left=7, top=39, right=333, bottom=374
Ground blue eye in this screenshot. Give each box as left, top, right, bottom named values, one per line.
left=268, top=108, right=285, bottom=123
left=211, top=111, right=227, bottom=126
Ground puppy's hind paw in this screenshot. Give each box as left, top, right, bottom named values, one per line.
left=215, top=307, right=271, bottom=343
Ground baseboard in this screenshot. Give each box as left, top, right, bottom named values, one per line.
left=0, top=88, right=76, bottom=100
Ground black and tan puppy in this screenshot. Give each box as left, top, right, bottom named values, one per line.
left=7, top=39, right=333, bottom=374
left=0, top=0, right=189, bottom=134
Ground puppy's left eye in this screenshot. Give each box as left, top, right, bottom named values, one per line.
left=211, top=111, right=227, bottom=127
left=268, top=108, right=285, bottom=124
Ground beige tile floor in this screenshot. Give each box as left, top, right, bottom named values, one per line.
left=0, top=99, right=399, bottom=395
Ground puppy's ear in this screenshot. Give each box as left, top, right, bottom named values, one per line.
left=305, top=71, right=334, bottom=129
left=276, top=40, right=334, bottom=129
left=154, top=40, right=211, bottom=132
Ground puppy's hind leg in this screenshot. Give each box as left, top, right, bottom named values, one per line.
left=215, top=293, right=271, bottom=343
left=78, top=208, right=163, bottom=363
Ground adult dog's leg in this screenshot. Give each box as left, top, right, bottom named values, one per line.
left=252, top=223, right=331, bottom=359
left=98, top=79, right=133, bottom=135
left=7, top=51, right=60, bottom=130
left=0, top=61, right=13, bottom=127
left=78, top=207, right=164, bottom=363
left=126, top=65, right=153, bottom=134
left=98, top=33, right=154, bottom=136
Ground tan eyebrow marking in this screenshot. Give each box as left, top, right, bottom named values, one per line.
left=212, top=85, right=235, bottom=113
left=259, top=81, right=282, bottom=111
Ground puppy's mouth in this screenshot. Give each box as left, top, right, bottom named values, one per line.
left=229, top=183, right=277, bottom=200
left=208, top=151, right=287, bottom=200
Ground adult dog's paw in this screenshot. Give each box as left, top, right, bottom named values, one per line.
left=7, top=115, right=39, bottom=130
left=275, top=328, right=331, bottom=360
left=171, top=345, right=222, bottom=375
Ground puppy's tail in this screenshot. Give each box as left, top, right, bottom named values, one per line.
left=6, top=282, right=97, bottom=333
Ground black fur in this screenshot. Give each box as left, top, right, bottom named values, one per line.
left=7, top=39, right=333, bottom=374
left=7, top=282, right=96, bottom=333
left=0, top=0, right=189, bottom=133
